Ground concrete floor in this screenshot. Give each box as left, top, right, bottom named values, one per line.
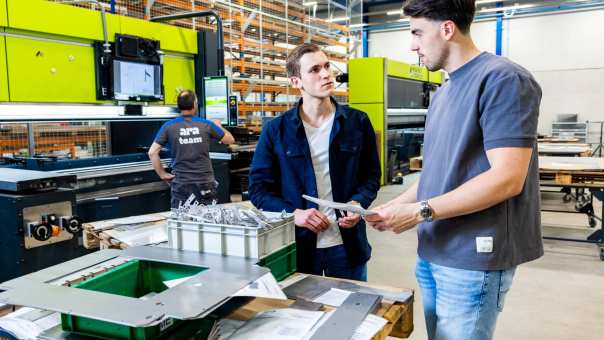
left=368, top=173, right=604, bottom=340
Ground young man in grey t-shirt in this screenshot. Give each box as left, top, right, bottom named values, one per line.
left=365, top=1, right=543, bottom=339
left=148, top=90, right=235, bottom=208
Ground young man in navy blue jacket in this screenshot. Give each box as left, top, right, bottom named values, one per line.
left=249, top=44, right=381, bottom=281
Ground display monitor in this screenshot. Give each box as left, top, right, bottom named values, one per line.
left=203, top=76, right=229, bottom=125
left=113, top=60, right=163, bottom=101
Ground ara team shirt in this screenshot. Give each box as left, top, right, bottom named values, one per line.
left=154, top=116, right=224, bottom=184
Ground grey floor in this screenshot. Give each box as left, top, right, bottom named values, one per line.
left=369, top=173, right=604, bottom=340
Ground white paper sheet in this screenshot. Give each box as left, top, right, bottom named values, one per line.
left=0, top=318, right=43, bottom=340
left=234, top=273, right=287, bottom=300
left=351, top=314, right=388, bottom=340
left=302, top=311, right=388, bottom=340
left=228, top=308, right=324, bottom=340
left=302, top=195, right=376, bottom=216
left=312, top=288, right=352, bottom=307
left=208, top=319, right=245, bottom=340
left=163, top=276, right=194, bottom=288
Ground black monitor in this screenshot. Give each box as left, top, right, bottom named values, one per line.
left=203, top=76, right=229, bottom=125
left=113, top=60, right=163, bottom=101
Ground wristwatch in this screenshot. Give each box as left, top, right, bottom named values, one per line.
left=419, top=200, right=434, bottom=222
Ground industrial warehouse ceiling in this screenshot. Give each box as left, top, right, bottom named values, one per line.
left=308, top=0, right=604, bottom=30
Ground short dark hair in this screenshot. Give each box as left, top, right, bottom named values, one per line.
left=286, top=43, right=322, bottom=78
left=404, top=0, right=475, bottom=34
left=177, top=90, right=196, bottom=111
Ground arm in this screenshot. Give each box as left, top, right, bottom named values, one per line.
left=366, top=147, right=533, bottom=232
left=148, top=142, right=174, bottom=182
left=248, top=125, right=295, bottom=212
left=428, top=147, right=532, bottom=219
left=211, top=119, right=235, bottom=144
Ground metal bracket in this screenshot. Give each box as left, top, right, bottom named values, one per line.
left=0, top=246, right=268, bottom=326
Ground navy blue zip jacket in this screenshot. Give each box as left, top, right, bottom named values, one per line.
left=249, top=98, right=381, bottom=273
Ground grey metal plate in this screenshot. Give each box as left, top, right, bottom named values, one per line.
left=0, top=246, right=268, bottom=326
left=0, top=282, right=165, bottom=327
left=156, top=270, right=259, bottom=320
left=282, top=275, right=413, bottom=304
left=121, top=246, right=269, bottom=278
left=0, top=249, right=122, bottom=289
left=309, top=292, right=382, bottom=340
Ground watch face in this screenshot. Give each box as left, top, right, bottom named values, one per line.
left=420, top=207, right=429, bottom=218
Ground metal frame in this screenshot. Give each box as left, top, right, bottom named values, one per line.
left=541, top=182, right=604, bottom=260
left=0, top=246, right=268, bottom=326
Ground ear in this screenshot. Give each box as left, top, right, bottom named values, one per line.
left=289, top=76, right=303, bottom=90
left=440, top=20, right=456, bottom=41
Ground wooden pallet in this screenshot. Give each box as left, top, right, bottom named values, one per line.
left=540, top=170, right=604, bottom=185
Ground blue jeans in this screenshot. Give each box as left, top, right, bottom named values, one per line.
left=416, top=257, right=516, bottom=340
left=311, top=244, right=368, bottom=281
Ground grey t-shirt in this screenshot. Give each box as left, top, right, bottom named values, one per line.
left=154, top=116, right=224, bottom=184
left=417, top=52, right=544, bottom=271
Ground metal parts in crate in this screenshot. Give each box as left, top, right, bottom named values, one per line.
left=168, top=200, right=295, bottom=259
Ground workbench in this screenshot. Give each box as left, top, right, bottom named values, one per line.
left=2, top=206, right=415, bottom=339
left=539, top=156, right=604, bottom=260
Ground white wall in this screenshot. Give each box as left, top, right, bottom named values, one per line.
left=368, top=9, right=604, bottom=141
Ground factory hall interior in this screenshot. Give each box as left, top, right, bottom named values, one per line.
left=1, top=0, right=604, bottom=339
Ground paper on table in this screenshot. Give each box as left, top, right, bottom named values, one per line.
left=208, top=319, right=245, bottom=340
left=234, top=273, right=287, bottom=300
left=302, top=195, right=376, bottom=216
left=351, top=314, right=388, bottom=340
left=228, top=308, right=325, bottom=340
left=163, top=276, right=194, bottom=288
left=33, top=313, right=61, bottom=332
left=0, top=318, right=43, bottom=340
left=312, top=288, right=352, bottom=306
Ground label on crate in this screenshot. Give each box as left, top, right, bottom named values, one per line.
left=159, top=318, right=174, bottom=332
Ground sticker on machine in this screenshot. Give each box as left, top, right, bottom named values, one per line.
left=476, top=237, right=493, bottom=253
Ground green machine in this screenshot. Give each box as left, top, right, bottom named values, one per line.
left=349, top=57, right=443, bottom=184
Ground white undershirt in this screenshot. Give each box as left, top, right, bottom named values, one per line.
left=302, top=112, right=343, bottom=248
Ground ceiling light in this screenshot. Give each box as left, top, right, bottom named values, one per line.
left=349, top=23, right=367, bottom=28
left=303, top=1, right=318, bottom=6
left=327, top=16, right=349, bottom=22
left=479, top=4, right=535, bottom=12
left=387, top=10, right=403, bottom=16
left=475, top=0, right=504, bottom=4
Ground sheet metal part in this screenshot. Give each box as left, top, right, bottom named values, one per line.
left=309, top=292, right=382, bottom=340
left=282, top=275, right=413, bottom=304
left=0, top=282, right=166, bottom=327
left=0, top=249, right=122, bottom=290
left=0, top=246, right=269, bottom=327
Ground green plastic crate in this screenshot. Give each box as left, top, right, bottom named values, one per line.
left=257, top=243, right=296, bottom=281
left=61, top=260, right=207, bottom=340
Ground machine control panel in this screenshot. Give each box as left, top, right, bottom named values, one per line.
left=23, top=202, right=81, bottom=249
